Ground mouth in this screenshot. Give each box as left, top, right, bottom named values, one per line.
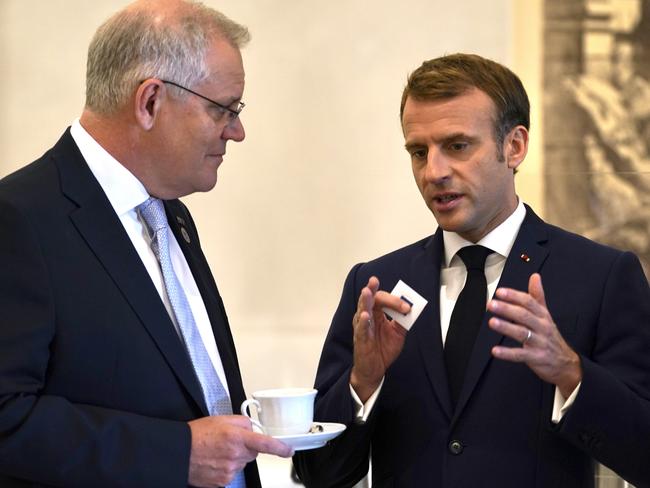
left=434, top=193, right=461, bottom=203
left=431, top=192, right=463, bottom=210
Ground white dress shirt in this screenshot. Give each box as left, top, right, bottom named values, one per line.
left=353, top=199, right=578, bottom=422
left=439, top=200, right=526, bottom=345
left=70, top=119, right=231, bottom=396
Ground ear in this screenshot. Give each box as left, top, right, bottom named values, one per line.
left=134, top=79, right=165, bottom=131
left=503, top=125, right=529, bottom=170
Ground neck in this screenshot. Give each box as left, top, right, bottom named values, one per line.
left=79, top=108, right=154, bottom=192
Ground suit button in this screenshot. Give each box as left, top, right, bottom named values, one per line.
left=448, top=440, right=463, bottom=455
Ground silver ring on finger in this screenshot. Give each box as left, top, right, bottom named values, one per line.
left=522, top=329, right=533, bottom=345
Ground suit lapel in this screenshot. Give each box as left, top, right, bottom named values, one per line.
left=164, top=201, right=247, bottom=410
left=452, top=206, right=549, bottom=422
left=53, top=131, right=208, bottom=415
left=410, top=229, right=454, bottom=419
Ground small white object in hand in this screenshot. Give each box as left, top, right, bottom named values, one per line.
left=382, top=280, right=428, bottom=331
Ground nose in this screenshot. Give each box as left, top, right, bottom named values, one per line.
left=424, top=148, right=451, bottom=184
left=222, top=116, right=245, bottom=142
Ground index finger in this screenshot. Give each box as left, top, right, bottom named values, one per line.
left=356, top=276, right=381, bottom=315
left=243, top=430, right=294, bottom=458
left=493, top=286, right=545, bottom=317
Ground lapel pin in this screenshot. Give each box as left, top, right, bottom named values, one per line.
left=181, top=227, right=191, bottom=244
left=176, top=216, right=186, bottom=225
left=520, top=253, right=530, bottom=263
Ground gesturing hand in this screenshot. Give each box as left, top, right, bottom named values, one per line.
left=350, top=276, right=411, bottom=403
left=488, top=273, right=582, bottom=398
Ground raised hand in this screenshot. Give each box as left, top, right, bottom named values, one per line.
left=350, top=276, right=411, bottom=403
left=488, top=273, right=582, bottom=398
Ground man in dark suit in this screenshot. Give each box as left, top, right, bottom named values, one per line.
left=294, top=54, right=650, bottom=487
left=0, top=1, right=292, bottom=486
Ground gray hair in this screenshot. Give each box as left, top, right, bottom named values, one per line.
left=85, top=1, right=250, bottom=114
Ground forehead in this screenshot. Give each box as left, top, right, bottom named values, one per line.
left=200, top=37, right=245, bottom=96
left=401, top=88, right=496, bottom=142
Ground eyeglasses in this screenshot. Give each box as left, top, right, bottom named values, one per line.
left=160, top=79, right=245, bottom=122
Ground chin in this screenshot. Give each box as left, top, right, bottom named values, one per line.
left=435, top=218, right=467, bottom=236
left=197, top=176, right=218, bottom=193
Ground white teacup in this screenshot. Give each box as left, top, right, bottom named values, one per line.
left=240, top=387, right=317, bottom=436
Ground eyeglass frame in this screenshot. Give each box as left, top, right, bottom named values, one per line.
left=159, top=79, right=245, bottom=121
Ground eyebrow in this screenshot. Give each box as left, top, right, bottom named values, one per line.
left=404, top=142, right=425, bottom=153
left=405, top=132, right=480, bottom=150
left=219, top=96, right=243, bottom=107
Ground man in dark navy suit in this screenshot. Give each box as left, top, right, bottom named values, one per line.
left=294, top=54, right=650, bottom=488
left=0, top=1, right=291, bottom=486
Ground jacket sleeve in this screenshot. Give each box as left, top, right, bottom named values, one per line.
left=0, top=198, right=191, bottom=487
left=556, top=251, right=650, bottom=487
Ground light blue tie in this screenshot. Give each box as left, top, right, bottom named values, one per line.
left=138, top=197, right=246, bottom=488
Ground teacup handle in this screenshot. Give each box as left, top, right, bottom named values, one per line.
left=240, top=399, right=264, bottom=432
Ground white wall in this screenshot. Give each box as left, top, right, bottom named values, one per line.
left=1, top=1, right=542, bottom=484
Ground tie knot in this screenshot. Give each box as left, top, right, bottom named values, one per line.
left=457, top=245, right=492, bottom=271
left=137, top=197, right=168, bottom=235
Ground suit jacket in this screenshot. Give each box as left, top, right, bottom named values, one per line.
left=294, top=207, right=650, bottom=488
left=0, top=130, right=260, bottom=487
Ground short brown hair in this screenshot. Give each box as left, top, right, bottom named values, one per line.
left=400, top=53, right=530, bottom=156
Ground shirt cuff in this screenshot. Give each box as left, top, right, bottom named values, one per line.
left=551, top=382, right=581, bottom=424
left=350, top=378, right=384, bottom=423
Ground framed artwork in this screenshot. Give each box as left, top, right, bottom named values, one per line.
left=544, top=2, right=647, bottom=486
left=544, top=0, right=650, bottom=280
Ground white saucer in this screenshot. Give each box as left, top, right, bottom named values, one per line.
left=273, top=422, right=346, bottom=451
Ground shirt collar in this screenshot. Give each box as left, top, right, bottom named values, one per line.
left=442, top=198, right=526, bottom=267
left=70, top=119, right=150, bottom=216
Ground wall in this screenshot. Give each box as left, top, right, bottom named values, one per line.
left=1, top=1, right=542, bottom=485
